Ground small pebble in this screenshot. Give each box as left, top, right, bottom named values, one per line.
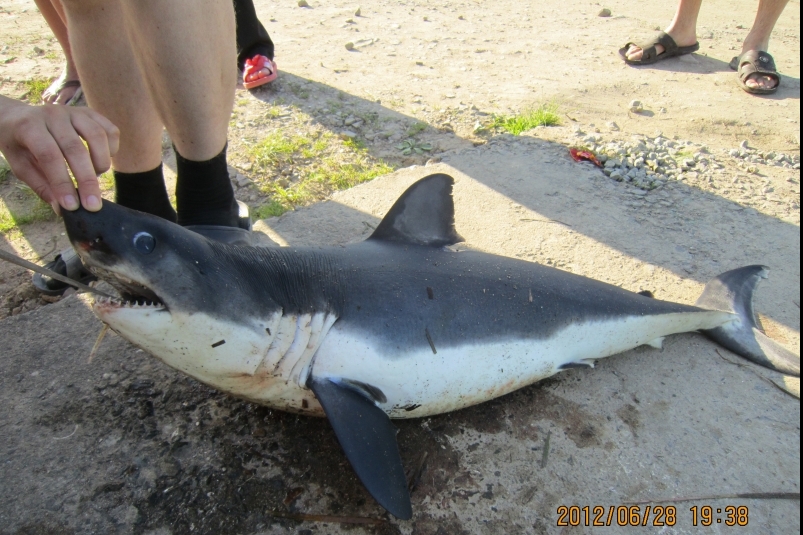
left=345, top=42, right=355, bottom=51
left=629, top=100, right=643, bottom=113
left=354, top=6, right=361, bottom=16
left=598, top=8, right=612, bottom=17
left=297, top=0, right=308, bottom=6
left=607, top=121, right=620, bottom=131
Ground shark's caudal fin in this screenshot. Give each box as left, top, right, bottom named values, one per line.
left=369, top=173, right=464, bottom=247
left=308, top=377, right=412, bottom=520
left=696, top=265, right=800, bottom=377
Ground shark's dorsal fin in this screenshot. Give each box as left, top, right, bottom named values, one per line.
left=369, top=173, right=464, bottom=247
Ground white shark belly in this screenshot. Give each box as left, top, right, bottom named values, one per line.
left=311, top=310, right=734, bottom=418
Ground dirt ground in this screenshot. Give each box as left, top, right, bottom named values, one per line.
left=0, top=0, right=799, bottom=534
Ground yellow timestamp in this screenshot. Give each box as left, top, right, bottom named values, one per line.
left=690, top=505, right=749, bottom=526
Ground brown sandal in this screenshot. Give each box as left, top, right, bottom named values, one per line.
left=619, top=32, right=700, bottom=65
left=729, top=50, right=781, bottom=95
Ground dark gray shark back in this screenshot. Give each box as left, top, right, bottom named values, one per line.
left=236, top=241, right=700, bottom=354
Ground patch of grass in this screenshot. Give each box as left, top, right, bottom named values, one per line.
left=672, top=149, right=695, bottom=164
left=406, top=121, right=427, bottom=136
left=246, top=130, right=395, bottom=216
left=98, top=170, right=115, bottom=192
left=0, top=157, right=11, bottom=184
left=253, top=200, right=288, bottom=219
left=248, top=132, right=312, bottom=167
left=300, top=138, right=329, bottom=158
left=0, top=187, right=54, bottom=233
left=308, top=156, right=393, bottom=191
left=22, top=77, right=51, bottom=103
left=397, top=138, right=432, bottom=156
left=287, top=83, right=309, bottom=99
left=492, top=104, right=560, bottom=135
left=343, top=138, right=366, bottom=151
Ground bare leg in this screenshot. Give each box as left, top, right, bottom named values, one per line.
left=34, top=0, right=81, bottom=104
left=61, top=0, right=163, bottom=173
left=62, top=0, right=235, bottom=169
left=626, top=0, right=702, bottom=61
left=740, top=0, right=789, bottom=90
left=118, top=0, right=237, bottom=161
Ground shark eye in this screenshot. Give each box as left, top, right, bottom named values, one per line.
left=133, top=232, right=156, bottom=254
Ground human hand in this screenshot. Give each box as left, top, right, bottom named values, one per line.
left=0, top=96, right=119, bottom=213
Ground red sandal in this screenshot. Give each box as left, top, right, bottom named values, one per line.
left=243, top=55, right=277, bottom=89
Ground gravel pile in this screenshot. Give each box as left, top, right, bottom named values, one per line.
left=575, top=129, right=800, bottom=192
left=727, top=140, right=801, bottom=171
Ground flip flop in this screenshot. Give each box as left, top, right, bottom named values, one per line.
left=619, top=32, right=700, bottom=65
left=729, top=50, right=781, bottom=95
left=243, top=55, right=278, bottom=89
left=42, top=79, right=81, bottom=105
left=32, top=247, right=96, bottom=296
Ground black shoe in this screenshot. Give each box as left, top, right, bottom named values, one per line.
left=185, top=200, right=254, bottom=246
left=32, top=247, right=96, bottom=296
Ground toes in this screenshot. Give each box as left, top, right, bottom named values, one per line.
left=245, top=69, right=268, bottom=83
left=744, top=74, right=778, bottom=90
left=626, top=46, right=643, bottom=61
left=626, top=44, right=665, bottom=61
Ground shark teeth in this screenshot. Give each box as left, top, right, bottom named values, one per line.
left=95, top=296, right=165, bottom=310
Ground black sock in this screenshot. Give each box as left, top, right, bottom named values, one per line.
left=114, top=164, right=177, bottom=223
left=174, top=144, right=239, bottom=227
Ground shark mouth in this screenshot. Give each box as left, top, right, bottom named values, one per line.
left=88, top=265, right=166, bottom=310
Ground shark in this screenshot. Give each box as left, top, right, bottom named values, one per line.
left=61, top=173, right=800, bottom=519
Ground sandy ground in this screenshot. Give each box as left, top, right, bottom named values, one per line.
left=0, top=0, right=800, bottom=534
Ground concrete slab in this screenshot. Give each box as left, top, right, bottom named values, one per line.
left=1, top=143, right=799, bottom=534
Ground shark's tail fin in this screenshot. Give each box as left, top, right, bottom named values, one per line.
left=696, top=265, right=799, bottom=377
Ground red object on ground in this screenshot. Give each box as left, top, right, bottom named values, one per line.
left=569, top=148, right=602, bottom=167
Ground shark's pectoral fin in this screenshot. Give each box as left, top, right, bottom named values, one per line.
left=308, top=377, right=412, bottom=520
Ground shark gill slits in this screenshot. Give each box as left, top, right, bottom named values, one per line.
left=211, top=339, right=226, bottom=348
left=133, top=232, right=156, bottom=254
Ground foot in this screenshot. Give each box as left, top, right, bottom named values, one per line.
left=738, top=49, right=779, bottom=91
left=242, top=55, right=277, bottom=89
left=625, top=29, right=697, bottom=62
left=42, top=65, right=81, bottom=105
left=32, top=247, right=96, bottom=296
